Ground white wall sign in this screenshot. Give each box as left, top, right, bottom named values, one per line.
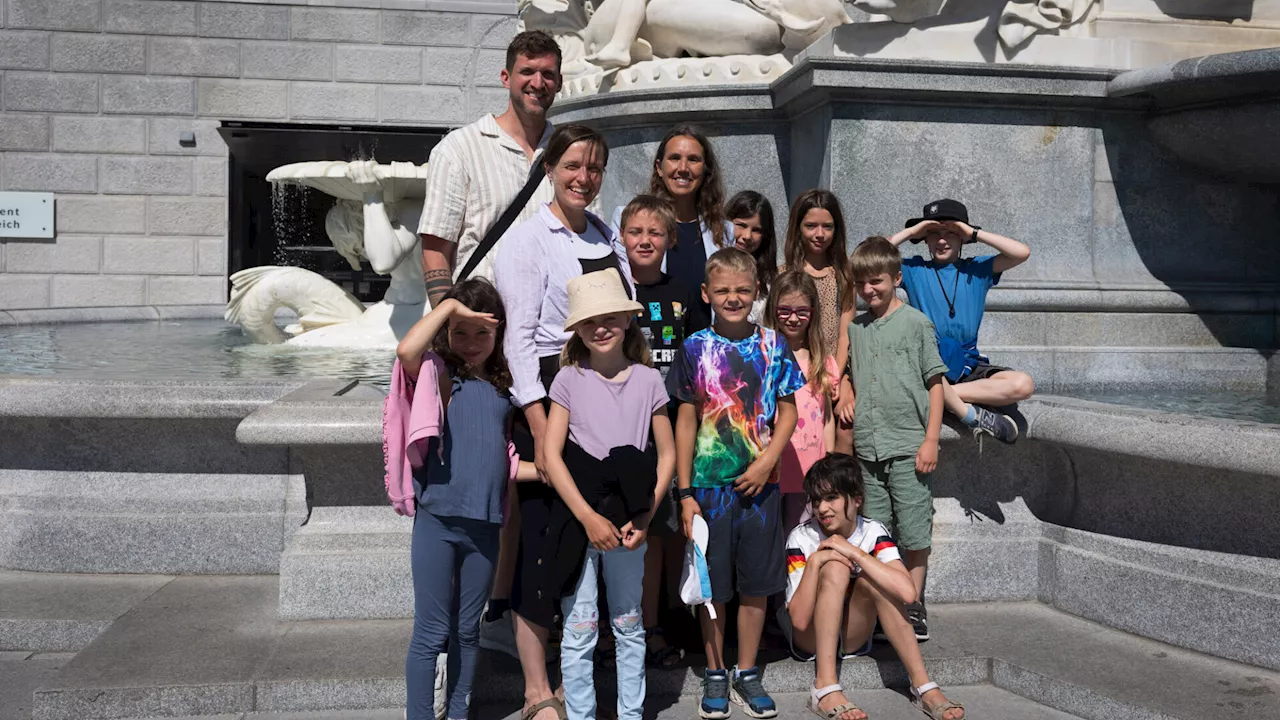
left=0, top=192, right=55, bottom=239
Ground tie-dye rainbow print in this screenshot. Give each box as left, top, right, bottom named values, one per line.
left=669, top=327, right=806, bottom=488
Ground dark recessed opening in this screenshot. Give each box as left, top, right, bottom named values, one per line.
left=219, top=121, right=448, bottom=303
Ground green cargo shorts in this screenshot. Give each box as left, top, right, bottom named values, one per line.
left=857, top=456, right=933, bottom=551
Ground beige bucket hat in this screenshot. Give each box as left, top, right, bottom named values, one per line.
left=562, top=269, right=643, bottom=332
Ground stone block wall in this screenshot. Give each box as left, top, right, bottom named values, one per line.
left=0, top=0, right=517, bottom=316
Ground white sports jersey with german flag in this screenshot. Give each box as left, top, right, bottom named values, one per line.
left=784, top=516, right=901, bottom=605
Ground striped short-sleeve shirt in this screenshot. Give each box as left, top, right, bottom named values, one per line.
left=417, top=113, right=555, bottom=283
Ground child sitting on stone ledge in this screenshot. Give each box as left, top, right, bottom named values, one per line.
left=888, top=199, right=1032, bottom=445
left=783, top=454, right=965, bottom=720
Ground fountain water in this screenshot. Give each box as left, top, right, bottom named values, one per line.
left=224, top=160, right=432, bottom=348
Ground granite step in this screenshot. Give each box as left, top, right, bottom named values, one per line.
left=276, top=507, right=1280, bottom=674
left=25, top=574, right=1280, bottom=720
left=0, top=570, right=173, bottom=653
left=99, top=686, right=1088, bottom=719
left=277, top=507, right=412, bottom=621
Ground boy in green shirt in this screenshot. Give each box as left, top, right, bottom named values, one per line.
left=837, top=236, right=947, bottom=642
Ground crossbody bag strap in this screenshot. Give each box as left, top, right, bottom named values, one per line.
left=456, top=154, right=544, bottom=282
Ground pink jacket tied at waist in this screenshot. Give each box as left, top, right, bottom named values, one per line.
left=383, top=352, right=519, bottom=518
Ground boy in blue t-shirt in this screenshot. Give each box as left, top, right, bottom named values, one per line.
left=889, top=199, right=1032, bottom=444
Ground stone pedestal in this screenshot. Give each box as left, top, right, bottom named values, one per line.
left=553, top=55, right=1280, bottom=392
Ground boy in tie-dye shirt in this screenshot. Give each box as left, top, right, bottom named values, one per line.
left=669, top=248, right=805, bottom=720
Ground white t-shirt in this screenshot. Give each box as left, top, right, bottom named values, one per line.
left=784, top=516, right=901, bottom=605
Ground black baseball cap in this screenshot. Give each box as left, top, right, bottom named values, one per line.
left=905, top=198, right=969, bottom=227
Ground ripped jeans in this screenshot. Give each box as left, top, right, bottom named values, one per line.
left=560, top=543, right=647, bottom=720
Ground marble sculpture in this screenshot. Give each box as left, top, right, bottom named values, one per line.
left=521, top=0, right=1100, bottom=94
left=225, top=161, right=429, bottom=348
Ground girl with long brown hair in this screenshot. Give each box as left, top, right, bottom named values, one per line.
left=781, top=189, right=856, bottom=454
left=764, top=270, right=837, bottom=530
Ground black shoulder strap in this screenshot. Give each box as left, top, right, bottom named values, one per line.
left=457, top=156, right=544, bottom=282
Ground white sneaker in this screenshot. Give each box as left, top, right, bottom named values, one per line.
left=478, top=609, right=519, bottom=659
left=434, top=653, right=447, bottom=720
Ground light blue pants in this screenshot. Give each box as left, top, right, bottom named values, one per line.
left=560, top=543, right=647, bottom=720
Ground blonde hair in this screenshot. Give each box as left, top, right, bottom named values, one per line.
left=619, top=194, right=678, bottom=241
left=703, top=247, right=758, bottom=288
left=849, top=236, right=901, bottom=281
left=764, top=270, right=833, bottom=399
left=560, top=318, right=652, bottom=368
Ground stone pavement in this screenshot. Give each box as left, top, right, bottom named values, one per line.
left=3, top=571, right=1278, bottom=720
left=0, top=652, right=70, bottom=720
left=29, top=686, right=1083, bottom=720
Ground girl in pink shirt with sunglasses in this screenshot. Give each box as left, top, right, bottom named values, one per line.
left=766, top=270, right=838, bottom=532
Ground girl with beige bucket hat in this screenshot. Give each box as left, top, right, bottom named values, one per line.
left=540, top=267, right=677, bottom=720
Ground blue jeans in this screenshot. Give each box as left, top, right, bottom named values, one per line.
left=560, top=543, right=647, bottom=720
left=406, top=511, right=499, bottom=720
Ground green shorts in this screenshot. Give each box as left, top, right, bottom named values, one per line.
left=857, top=456, right=933, bottom=551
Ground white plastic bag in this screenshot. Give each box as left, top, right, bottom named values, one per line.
left=679, top=515, right=718, bottom=620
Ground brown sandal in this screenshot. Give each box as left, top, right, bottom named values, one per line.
left=912, top=682, right=965, bottom=720
left=522, top=696, right=568, bottom=720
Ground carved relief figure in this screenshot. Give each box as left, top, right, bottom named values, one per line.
left=520, top=0, right=852, bottom=91
left=521, top=0, right=1102, bottom=93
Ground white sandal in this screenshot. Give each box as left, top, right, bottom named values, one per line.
left=807, top=684, right=865, bottom=720
left=912, top=682, right=965, bottom=720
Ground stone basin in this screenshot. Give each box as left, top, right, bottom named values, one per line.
left=1109, top=46, right=1280, bottom=184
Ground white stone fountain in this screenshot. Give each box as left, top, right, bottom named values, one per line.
left=225, top=160, right=430, bottom=348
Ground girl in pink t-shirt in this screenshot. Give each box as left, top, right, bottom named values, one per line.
left=766, top=270, right=837, bottom=531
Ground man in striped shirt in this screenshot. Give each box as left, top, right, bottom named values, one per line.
left=415, top=29, right=564, bottom=720
left=418, top=30, right=562, bottom=306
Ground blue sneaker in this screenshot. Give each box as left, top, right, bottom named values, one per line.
left=700, top=669, right=732, bottom=719
left=730, top=666, right=778, bottom=718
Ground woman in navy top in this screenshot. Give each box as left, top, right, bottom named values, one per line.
left=613, top=125, right=733, bottom=318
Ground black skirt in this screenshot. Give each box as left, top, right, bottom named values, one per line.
left=509, top=355, right=562, bottom=629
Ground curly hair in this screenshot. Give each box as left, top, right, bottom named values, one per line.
left=647, top=125, right=727, bottom=248
left=429, top=279, right=513, bottom=393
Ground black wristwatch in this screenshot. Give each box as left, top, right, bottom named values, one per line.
left=969, top=226, right=981, bottom=244
left=677, top=487, right=696, bottom=502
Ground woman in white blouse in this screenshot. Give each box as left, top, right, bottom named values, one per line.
left=493, top=123, right=633, bottom=720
